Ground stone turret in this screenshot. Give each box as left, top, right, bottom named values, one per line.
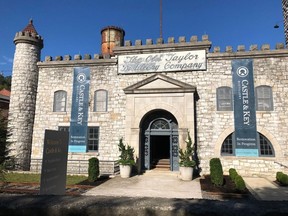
left=8, top=19, right=43, bottom=170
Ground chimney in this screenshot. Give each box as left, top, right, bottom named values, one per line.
left=101, top=26, right=125, bottom=56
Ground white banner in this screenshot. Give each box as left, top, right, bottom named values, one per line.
left=118, top=50, right=206, bottom=74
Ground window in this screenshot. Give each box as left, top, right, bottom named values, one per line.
left=259, top=134, right=274, bottom=156
left=217, top=87, right=233, bottom=111
left=255, top=86, right=273, bottom=111
left=58, top=126, right=99, bottom=151
left=151, top=119, right=170, bottom=130
left=221, top=133, right=234, bottom=155
left=94, top=90, right=108, bottom=112
left=53, top=90, right=67, bottom=112
left=221, top=132, right=274, bottom=157
left=88, top=127, right=99, bottom=151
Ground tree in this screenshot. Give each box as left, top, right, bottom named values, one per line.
left=0, top=74, right=11, bottom=90
left=0, top=113, right=12, bottom=181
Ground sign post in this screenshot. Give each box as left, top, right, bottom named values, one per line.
left=40, top=130, right=69, bottom=195
left=232, top=59, right=258, bottom=157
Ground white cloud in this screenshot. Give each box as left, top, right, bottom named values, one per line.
left=2, top=56, right=13, bottom=63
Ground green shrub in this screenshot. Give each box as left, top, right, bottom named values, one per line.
left=88, top=157, right=99, bottom=182
left=229, top=168, right=238, bottom=182
left=276, top=171, right=284, bottom=182
left=280, top=174, right=288, bottom=186
left=209, top=158, right=223, bottom=186
left=276, top=171, right=288, bottom=186
left=234, top=175, right=246, bottom=191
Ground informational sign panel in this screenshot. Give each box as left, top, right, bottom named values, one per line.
left=69, top=67, right=90, bottom=152
left=118, top=50, right=206, bottom=74
left=40, top=130, right=69, bottom=195
left=232, top=59, right=258, bottom=157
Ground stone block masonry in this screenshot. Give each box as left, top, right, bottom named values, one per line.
left=30, top=37, right=288, bottom=176
left=8, top=28, right=43, bottom=170
left=10, top=20, right=288, bottom=176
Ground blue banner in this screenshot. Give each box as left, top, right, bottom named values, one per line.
left=69, top=67, right=90, bottom=152
left=232, top=59, right=258, bottom=157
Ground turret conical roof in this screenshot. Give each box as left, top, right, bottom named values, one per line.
left=14, top=19, right=43, bottom=48
left=22, top=19, right=38, bottom=35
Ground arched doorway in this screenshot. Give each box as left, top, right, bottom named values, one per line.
left=140, top=109, right=179, bottom=171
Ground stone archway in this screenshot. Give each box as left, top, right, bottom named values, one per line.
left=140, top=109, right=179, bottom=171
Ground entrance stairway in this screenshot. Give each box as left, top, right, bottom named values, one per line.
left=152, top=159, right=170, bottom=171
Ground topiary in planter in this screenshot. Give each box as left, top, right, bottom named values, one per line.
left=209, top=158, right=223, bottom=186
left=118, top=138, right=135, bottom=166
left=234, top=174, right=246, bottom=191
left=88, top=157, right=99, bottom=182
left=179, top=131, right=196, bottom=168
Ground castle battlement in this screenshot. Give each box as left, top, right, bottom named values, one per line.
left=15, top=31, right=43, bottom=40
left=44, top=53, right=116, bottom=62
left=14, top=31, right=43, bottom=48
left=122, top=35, right=209, bottom=46
left=43, top=35, right=288, bottom=62
left=212, top=43, right=286, bottom=53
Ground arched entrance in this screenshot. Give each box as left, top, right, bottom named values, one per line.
left=140, top=109, right=179, bottom=171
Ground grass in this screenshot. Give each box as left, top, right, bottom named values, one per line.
left=1, top=172, right=88, bottom=185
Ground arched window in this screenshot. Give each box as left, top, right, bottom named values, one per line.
left=53, top=90, right=67, bottom=112
left=151, top=119, right=170, bottom=130
left=255, top=86, right=273, bottom=111
left=94, top=90, right=108, bottom=112
left=221, top=132, right=275, bottom=157
left=221, top=133, right=234, bottom=155
left=216, top=87, right=233, bottom=111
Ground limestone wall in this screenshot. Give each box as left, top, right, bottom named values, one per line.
left=30, top=37, right=288, bottom=177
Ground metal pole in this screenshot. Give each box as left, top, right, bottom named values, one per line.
left=282, top=0, right=288, bottom=45
left=160, top=0, right=163, bottom=39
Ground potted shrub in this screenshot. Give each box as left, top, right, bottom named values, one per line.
left=179, top=131, right=196, bottom=181
left=118, top=138, right=135, bottom=178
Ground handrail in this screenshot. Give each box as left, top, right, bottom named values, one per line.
left=274, top=161, right=288, bottom=169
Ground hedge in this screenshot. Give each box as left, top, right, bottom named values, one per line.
left=234, top=175, right=246, bottom=191
left=276, top=171, right=288, bottom=186
left=229, top=168, right=238, bottom=182
left=229, top=168, right=246, bottom=191
left=88, top=157, right=99, bottom=182
left=209, top=158, right=224, bottom=186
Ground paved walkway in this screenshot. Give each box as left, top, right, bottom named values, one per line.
left=244, top=176, right=288, bottom=201
left=84, top=170, right=203, bottom=199
left=1, top=172, right=288, bottom=215
left=84, top=170, right=288, bottom=201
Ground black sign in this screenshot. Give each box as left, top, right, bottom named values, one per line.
left=40, top=130, right=69, bottom=195
left=232, top=59, right=259, bottom=157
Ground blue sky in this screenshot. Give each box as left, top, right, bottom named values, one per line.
left=0, top=0, right=284, bottom=76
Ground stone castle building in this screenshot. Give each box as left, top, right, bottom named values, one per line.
left=8, top=20, right=288, bottom=177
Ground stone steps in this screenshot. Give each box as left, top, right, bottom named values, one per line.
left=152, top=159, right=170, bottom=170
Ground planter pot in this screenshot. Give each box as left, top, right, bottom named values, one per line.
left=180, top=166, right=193, bottom=181
left=119, top=164, right=132, bottom=178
